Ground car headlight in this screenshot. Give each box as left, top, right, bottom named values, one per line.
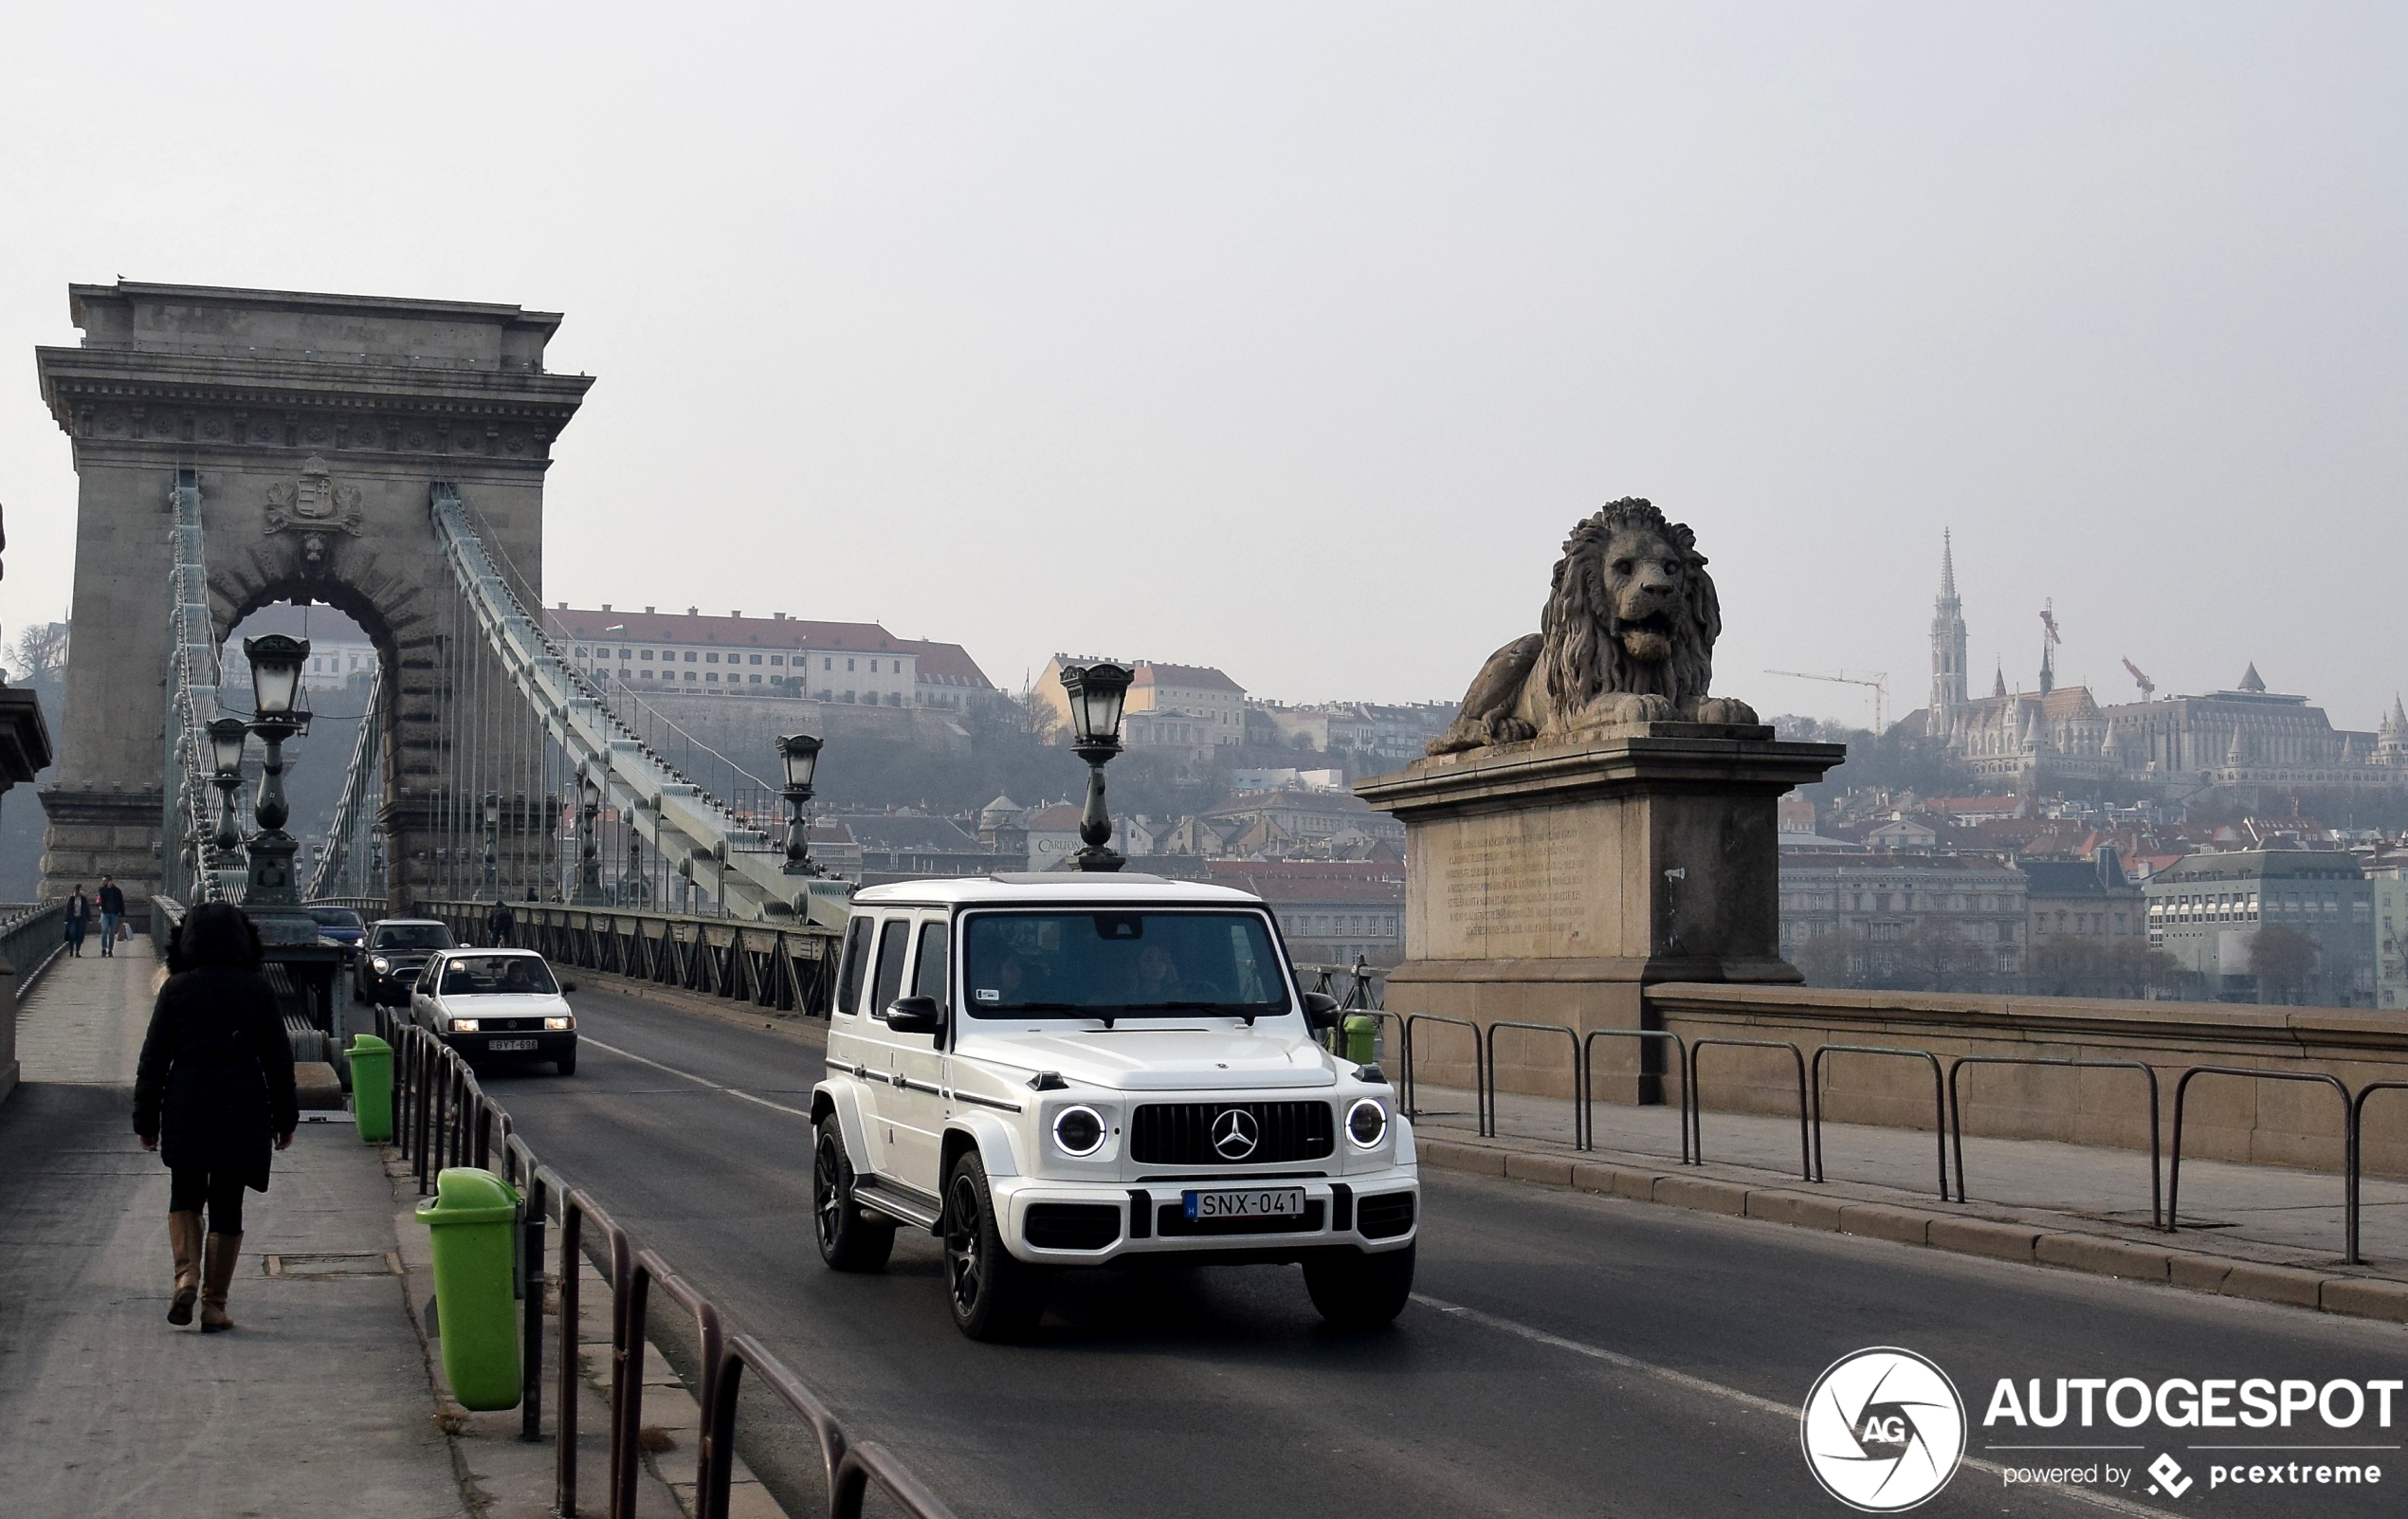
left=544, top=1016, right=573, bottom=1031
left=370, top=956, right=391, bottom=973
left=1345, top=1097, right=1388, bottom=1149
left=449, top=1017, right=480, bottom=1033
left=1051, top=1105, right=1106, bottom=1158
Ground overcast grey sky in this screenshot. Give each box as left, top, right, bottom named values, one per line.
left=3, top=5, right=2401, bottom=728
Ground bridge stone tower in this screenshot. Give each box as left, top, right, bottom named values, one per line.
left=33, top=282, right=593, bottom=914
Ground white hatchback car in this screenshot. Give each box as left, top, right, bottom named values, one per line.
left=812, top=873, right=1417, bottom=1340
left=408, top=948, right=579, bottom=1075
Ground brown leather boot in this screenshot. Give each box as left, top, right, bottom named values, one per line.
left=168, top=1212, right=203, bottom=1326
left=199, top=1233, right=243, bottom=1332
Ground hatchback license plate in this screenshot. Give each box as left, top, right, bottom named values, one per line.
left=487, top=1038, right=539, bottom=1052
left=1183, top=1187, right=1305, bottom=1220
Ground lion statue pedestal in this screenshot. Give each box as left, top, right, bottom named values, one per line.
left=1357, top=500, right=1844, bottom=1107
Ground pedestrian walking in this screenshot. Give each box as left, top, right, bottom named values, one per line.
left=97, top=874, right=126, bottom=958
left=64, top=885, right=89, bottom=957
left=485, top=896, right=516, bottom=948
left=133, top=903, right=299, bottom=1332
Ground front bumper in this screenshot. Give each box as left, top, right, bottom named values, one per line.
left=991, top=1167, right=1418, bottom=1265
left=438, top=1031, right=576, bottom=1062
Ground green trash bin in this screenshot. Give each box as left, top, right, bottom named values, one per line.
left=349, top=1034, right=393, bottom=1144
left=1342, top=1014, right=1378, bottom=1067
left=415, top=1168, right=522, bottom=1411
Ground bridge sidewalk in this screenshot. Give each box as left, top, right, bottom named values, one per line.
left=0, top=943, right=473, bottom=1516
left=1411, top=1081, right=2408, bottom=1323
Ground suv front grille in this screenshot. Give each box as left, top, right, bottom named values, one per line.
left=1129, top=1102, right=1334, bottom=1166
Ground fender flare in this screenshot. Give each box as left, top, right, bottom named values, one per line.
left=812, top=1078, right=876, bottom=1174
left=942, top=1109, right=1025, bottom=1181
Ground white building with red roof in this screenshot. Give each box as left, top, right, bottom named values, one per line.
left=543, top=604, right=997, bottom=712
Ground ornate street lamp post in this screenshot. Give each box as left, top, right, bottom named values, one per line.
left=207, top=717, right=248, bottom=855
left=239, top=634, right=310, bottom=907
left=776, top=733, right=822, bottom=876
left=573, top=773, right=606, bottom=905
left=1059, top=662, right=1133, bottom=872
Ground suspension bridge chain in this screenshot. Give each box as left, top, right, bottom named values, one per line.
left=429, top=483, right=846, bottom=925
left=304, top=693, right=383, bottom=901
left=164, top=468, right=239, bottom=905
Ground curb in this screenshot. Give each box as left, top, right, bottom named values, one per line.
left=1414, top=1139, right=2408, bottom=1327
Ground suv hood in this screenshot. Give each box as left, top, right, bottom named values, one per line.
left=958, top=1025, right=1336, bottom=1090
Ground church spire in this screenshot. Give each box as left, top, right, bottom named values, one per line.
left=1928, top=530, right=1968, bottom=734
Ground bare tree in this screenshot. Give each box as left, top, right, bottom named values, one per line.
left=2248, top=924, right=2319, bottom=1005
left=5, top=620, right=68, bottom=686
left=1790, top=930, right=1857, bottom=988
left=1900, top=916, right=1986, bottom=992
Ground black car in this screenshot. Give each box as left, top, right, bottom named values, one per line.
left=354, top=919, right=456, bottom=1005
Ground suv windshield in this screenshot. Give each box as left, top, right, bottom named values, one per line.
left=961, top=910, right=1286, bottom=1018
left=439, top=956, right=558, bottom=997
left=308, top=907, right=363, bottom=928
left=373, top=924, right=454, bottom=950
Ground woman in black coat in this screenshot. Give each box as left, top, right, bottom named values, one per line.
left=133, top=903, right=299, bottom=1331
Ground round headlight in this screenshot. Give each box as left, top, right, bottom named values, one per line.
left=371, top=956, right=392, bottom=973
left=1052, top=1106, right=1105, bottom=1158
left=1345, top=1098, right=1388, bottom=1149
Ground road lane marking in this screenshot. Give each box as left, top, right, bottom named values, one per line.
left=581, top=1038, right=813, bottom=1118
left=1413, top=1295, right=2180, bottom=1518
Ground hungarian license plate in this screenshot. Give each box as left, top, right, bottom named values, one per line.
left=1183, top=1187, right=1305, bottom=1221
left=487, top=1038, right=539, bottom=1052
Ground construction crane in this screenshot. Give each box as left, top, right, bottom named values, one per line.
left=1765, top=668, right=1888, bottom=734
left=2122, top=657, right=2155, bottom=702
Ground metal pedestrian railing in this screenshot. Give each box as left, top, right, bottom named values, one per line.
left=418, top=900, right=840, bottom=1016
left=1947, top=1055, right=2162, bottom=1231
left=1402, top=1014, right=1487, bottom=1135
left=0, top=901, right=69, bottom=1002
left=1383, top=1007, right=2395, bottom=1262
left=1810, top=1044, right=1951, bottom=1200
left=1685, top=1037, right=1809, bottom=1180
left=1581, top=1028, right=1690, bottom=1163
left=377, top=1008, right=955, bottom=1519
left=2168, top=1065, right=2356, bottom=1263
left=1482, top=1021, right=1582, bottom=1150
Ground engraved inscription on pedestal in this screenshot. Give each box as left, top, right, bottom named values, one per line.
left=1414, top=806, right=1634, bottom=962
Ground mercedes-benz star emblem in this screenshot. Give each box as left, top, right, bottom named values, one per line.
left=1211, top=1108, right=1260, bottom=1160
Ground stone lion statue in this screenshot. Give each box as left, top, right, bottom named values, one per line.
left=1428, top=498, right=1758, bottom=756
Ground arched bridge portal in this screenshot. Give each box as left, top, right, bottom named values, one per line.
left=34, top=282, right=592, bottom=915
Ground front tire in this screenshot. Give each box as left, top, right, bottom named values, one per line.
left=1303, top=1242, right=1415, bottom=1327
left=555, top=1050, right=577, bottom=1077
left=812, top=1119, right=894, bottom=1272
left=941, top=1152, right=1046, bottom=1341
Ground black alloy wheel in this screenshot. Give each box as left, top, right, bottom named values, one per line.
left=940, top=1151, right=1045, bottom=1341
left=812, top=1118, right=894, bottom=1272
left=1302, top=1240, right=1416, bottom=1327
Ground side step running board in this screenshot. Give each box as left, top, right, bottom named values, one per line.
left=852, top=1179, right=942, bottom=1231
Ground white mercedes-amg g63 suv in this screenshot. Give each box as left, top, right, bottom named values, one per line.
left=811, top=873, right=1418, bottom=1340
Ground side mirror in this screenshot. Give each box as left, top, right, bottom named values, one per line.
left=558, top=981, right=578, bottom=994
left=885, top=995, right=944, bottom=1035
left=1301, top=992, right=1341, bottom=1031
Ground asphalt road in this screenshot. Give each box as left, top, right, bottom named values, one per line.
left=477, top=984, right=2408, bottom=1519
